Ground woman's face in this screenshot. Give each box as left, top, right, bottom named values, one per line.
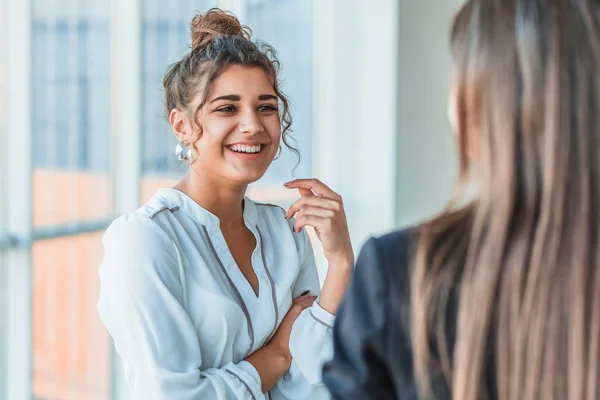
left=178, top=64, right=282, bottom=185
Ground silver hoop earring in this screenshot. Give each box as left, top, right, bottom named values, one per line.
left=175, top=141, right=192, bottom=161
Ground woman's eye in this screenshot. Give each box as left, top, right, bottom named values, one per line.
left=258, top=104, right=278, bottom=112
left=216, top=106, right=236, bottom=113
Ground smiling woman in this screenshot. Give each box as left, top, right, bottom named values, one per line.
left=97, top=8, right=353, bottom=400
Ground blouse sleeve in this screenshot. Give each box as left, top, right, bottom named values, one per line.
left=286, top=226, right=336, bottom=385
left=97, top=215, right=264, bottom=400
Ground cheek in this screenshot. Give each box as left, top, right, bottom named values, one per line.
left=197, top=120, right=235, bottom=150
left=207, top=119, right=235, bottom=142
left=272, top=129, right=282, bottom=147
left=191, top=133, right=225, bottom=161
left=267, top=117, right=282, bottom=142
left=269, top=131, right=282, bottom=159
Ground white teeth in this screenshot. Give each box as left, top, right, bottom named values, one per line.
left=229, top=144, right=262, bottom=154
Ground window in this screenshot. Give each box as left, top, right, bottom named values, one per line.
left=31, top=3, right=111, bottom=227
left=32, top=8, right=110, bottom=172
left=30, top=2, right=112, bottom=399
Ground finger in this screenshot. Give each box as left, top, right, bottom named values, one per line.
left=295, top=295, right=317, bottom=311
left=284, top=178, right=341, bottom=201
left=299, top=188, right=314, bottom=197
left=292, top=291, right=311, bottom=304
left=286, top=196, right=340, bottom=219
left=293, top=206, right=335, bottom=221
left=293, top=214, right=331, bottom=234
left=293, top=296, right=306, bottom=304
left=285, top=296, right=318, bottom=323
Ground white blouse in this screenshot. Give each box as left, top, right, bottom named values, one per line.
left=97, top=188, right=334, bottom=400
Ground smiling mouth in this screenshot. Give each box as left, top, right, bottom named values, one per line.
left=226, top=144, right=265, bottom=154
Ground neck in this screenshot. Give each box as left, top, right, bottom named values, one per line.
left=174, top=168, right=248, bottom=229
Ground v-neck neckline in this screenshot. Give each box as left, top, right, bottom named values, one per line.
left=203, top=222, right=267, bottom=307
left=219, top=222, right=262, bottom=299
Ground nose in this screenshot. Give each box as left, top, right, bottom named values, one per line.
left=238, top=109, right=264, bottom=135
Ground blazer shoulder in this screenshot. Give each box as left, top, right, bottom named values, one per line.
left=371, top=227, right=418, bottom=271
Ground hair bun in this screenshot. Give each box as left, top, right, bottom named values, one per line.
left=190, top=8, right=251, bottom=50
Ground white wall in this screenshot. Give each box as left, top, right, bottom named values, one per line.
left=313, top=0, right=399, bottom=255
left=314, top=0, right=466, bottom=252
left=396, top=0, right=465, bottom=228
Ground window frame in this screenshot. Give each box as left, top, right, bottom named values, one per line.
left=2, top=0, right=34, bottom=398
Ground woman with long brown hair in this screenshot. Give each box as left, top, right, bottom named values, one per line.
left=323, top=0, right=600, bottom=399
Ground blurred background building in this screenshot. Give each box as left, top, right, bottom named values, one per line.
left=0, top=0, right=464, bottom=398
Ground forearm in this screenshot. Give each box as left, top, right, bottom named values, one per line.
left=245, top=344, right=290, bottom=393
left=317, top=260, right=352, bottom=315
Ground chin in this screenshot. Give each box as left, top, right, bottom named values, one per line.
left=229, top=170, right=267, bottom=185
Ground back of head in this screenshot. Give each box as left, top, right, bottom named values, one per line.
left=411, top=0, right=600, bottom=399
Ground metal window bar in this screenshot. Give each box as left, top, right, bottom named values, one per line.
left=0, top=217, right=117, bottom=250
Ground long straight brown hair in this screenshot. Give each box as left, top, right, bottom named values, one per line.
left=411, top=0, right=600, bottom=399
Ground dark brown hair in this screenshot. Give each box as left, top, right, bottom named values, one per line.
left=163, top=8, right=297, bottom=161
left=412, top=0, right=600, bottom=399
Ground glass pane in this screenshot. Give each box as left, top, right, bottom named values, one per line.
left=31, top=0, right=112, bottom=399
left=140, top=0, right=218, bottom=203
left=32, top=0, right=111, bottom=228
left=32, top=234, right=110, bottom=400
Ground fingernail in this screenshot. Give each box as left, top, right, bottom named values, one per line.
left=284, top=181, right=292, bottom=186
left=300, top=290, right=310, bottom=296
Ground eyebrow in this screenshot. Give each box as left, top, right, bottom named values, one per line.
left=210, top=94, right=278, bottom=103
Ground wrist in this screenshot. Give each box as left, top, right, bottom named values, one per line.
left=319, top=264, right=352, bottom=314
left=327, top=256, right=354, bottom=272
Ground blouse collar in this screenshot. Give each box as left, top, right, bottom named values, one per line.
left=154, top=188, right=258, bottom=229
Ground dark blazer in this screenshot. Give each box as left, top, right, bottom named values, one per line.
left=322, top=229, right=453, bottom=399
